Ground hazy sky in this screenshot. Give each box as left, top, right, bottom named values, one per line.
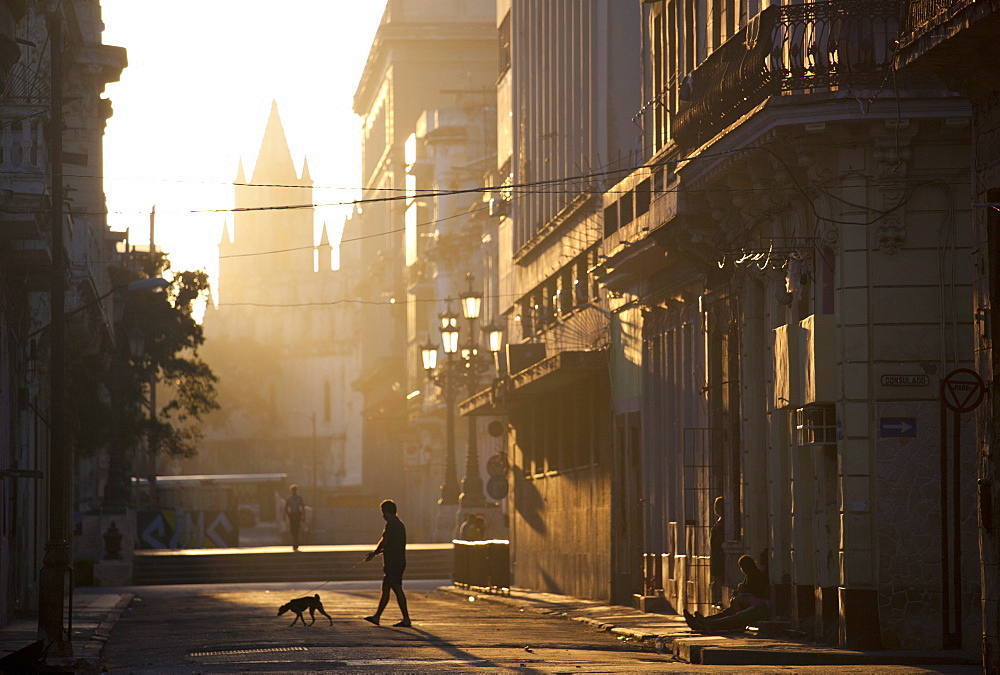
left=100, top=1, right=385, bottom=285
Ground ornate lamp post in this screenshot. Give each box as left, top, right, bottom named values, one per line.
left=457, top=277, right=486, bottom=507
left=424, top=307, right=462, bottom=505
left=421, top=275, right=505, bottom=509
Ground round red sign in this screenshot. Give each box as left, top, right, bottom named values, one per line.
left=940, top=368, right=986, bottom=413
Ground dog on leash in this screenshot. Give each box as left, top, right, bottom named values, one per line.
left=277, top=594, right=333, bottom=626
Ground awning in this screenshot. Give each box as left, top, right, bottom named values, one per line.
left=458, top=349, right=606, bottom=416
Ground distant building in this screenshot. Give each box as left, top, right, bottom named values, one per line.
left=462, top=0, right=643, bottom=602
left=197, top=102, right=363, bottom=539
left=346, top=0, right=497, bottom=541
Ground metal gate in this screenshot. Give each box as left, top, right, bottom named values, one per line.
left=683, top=427, right=717, bottom=610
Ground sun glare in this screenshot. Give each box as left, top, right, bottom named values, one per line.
left=100, top=1, right=384, bottom=298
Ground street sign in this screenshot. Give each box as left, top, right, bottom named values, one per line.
left=881, top=374, right=929, bottom=386
left=880, top=417, right=917, bottom=437
left=486, top=476, right=509, bottom=500
left=941, top=368, right=986, bottom=413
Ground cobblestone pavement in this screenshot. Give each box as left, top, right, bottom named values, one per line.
left=99, top=581, right=981, bottom=673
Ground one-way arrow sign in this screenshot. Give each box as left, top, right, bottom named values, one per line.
left=880, top=417, right=917, bottom=437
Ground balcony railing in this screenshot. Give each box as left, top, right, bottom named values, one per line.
left=672, top=0, right=902, bottom=149
left=902, top=0, right=975, bottom=38
left=0, top=116, right=46, bottom=173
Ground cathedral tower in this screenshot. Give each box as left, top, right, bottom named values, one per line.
left=219, top=101, right=315, bottom=306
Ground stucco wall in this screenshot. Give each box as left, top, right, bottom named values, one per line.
left=876, top=401, right=980, bottom=649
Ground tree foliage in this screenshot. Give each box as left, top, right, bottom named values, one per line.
left=107, top=260, right=220, bottom=459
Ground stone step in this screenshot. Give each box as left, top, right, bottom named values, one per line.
left=133, top=544, right=453, bottom=585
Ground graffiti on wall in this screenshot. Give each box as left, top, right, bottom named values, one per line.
left=137, top=509, right=238, bottom=549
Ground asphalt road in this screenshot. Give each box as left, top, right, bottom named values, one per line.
left=102, top=580, right=981, bottom=674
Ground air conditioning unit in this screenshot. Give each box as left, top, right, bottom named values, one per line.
left=489, top=197, right=510, bottom=218
left=799, top=314, right=835, bottom=405
left=772, top=323, right=801, bottom=409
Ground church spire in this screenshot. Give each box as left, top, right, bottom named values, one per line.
left=301, top=156, right=312, bottom=184
left=251, top=100, right=298, bottom=184
left=235, top=158, right=245, bottom=184
left=317, top=221, right=333, bottom=272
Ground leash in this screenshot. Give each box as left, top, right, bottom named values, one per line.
left=301, top=556, right=371, bottom=595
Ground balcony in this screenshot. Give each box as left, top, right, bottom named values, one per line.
left=672, top=0, right=902, bottom=150
left=901, top=0, right=975, bottom=41
left=897, top=0, right=999, bottom=75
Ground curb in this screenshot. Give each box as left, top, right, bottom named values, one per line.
left=438, top=586, right=981, bottom=667
left=73, top=592, right=134, bottom=672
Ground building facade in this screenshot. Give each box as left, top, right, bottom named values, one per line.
left=596, top=0, right=977, bottom=651
left=462, top=0, right=643, bottom=603
left=346, top=0, right=497, bottom=541
left=1, top=0, right=125, bottom=629
left=897, top=0, right=1000, bottom=667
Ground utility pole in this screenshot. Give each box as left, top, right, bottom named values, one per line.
left=147, top=205, right=158, bottom=508
left=37, top=8, right=70, bottom=657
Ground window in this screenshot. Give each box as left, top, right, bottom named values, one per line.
left=635, top=178, right=651, bottom=218
left=604, top=201, right=619, bottom=237
left=620, top=190, right=634, bottom=227
left=794, top=405, right=836, bottom=446
left=498, top=13, right=511, bottom=80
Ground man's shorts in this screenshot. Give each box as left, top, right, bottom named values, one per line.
left=383, top=563, right=406, bottom=586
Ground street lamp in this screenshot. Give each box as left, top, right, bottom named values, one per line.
left=440, top=309, right=460, bottom=355
left=422, top=276, right=502, bottom=508
left=485, top=320, right=504, bottom=355
left=420, top=340, right=438, bottom=372
left=460, top=283, right=483, bottom=324
left=423, top=321, right=460, bottom=505
left=457, top=276, right=486, bottom=508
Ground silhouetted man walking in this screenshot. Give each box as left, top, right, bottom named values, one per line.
left=284, top=484, right=305, bottom=552
left=363, top=499, right=411, bottom=627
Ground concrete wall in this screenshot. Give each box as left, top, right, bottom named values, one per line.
left=510, top=453, right=613, bottom=601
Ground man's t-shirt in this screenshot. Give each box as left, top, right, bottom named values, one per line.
left=380, top=515, right=406, bottom=567
left=285, top=494, right=305, bottom=519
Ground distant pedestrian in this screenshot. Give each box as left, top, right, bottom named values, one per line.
left=363, top=499, right=411, bottom=628
left=284, top=484, right=305, bottom=552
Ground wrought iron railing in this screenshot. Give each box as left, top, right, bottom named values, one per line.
left=0, top=116, right=46, bottom=172
left=672, top=0, right=902, bottom=149
left=901, top=0, right=975, bottom=38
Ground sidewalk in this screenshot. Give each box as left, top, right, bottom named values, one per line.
left=0, top=590, right=133, bottom=672
left=439, top=585, right=981, bottom=667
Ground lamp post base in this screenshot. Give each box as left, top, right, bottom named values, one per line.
left=38, top=540, right=72, bottom=658
left=435, top=503, right=460, bottom=542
